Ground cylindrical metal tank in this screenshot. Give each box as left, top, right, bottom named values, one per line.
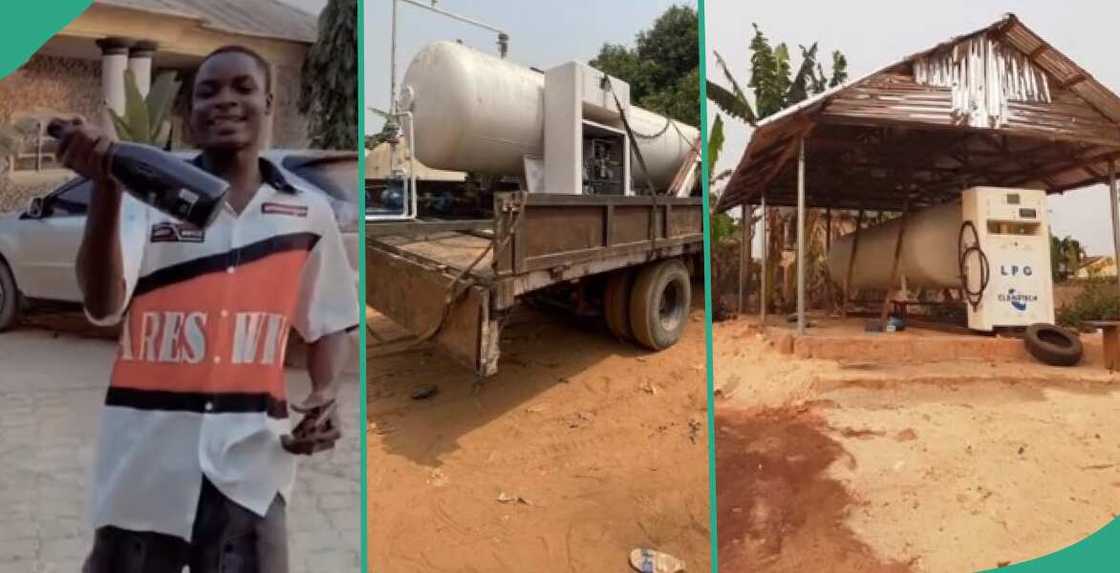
left=827, top=201, right=963, bottom=289
left=399, top=41, right=699, bottom=190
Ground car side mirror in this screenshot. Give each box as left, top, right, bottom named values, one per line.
left=25, top=196, right=46, bottom=219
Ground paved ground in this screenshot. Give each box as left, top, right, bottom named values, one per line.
left=0, top=321, right=361, bottom=573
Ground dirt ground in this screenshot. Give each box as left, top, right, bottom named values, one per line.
left=366, top=298, right=711, bottom=572
left=713, top=317, right=1120, bottom=573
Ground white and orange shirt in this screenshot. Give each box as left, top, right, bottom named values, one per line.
left=86, top=158, right=358, bottom=542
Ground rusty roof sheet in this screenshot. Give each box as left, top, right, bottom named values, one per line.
left=717, top=14, right=1120, bottom=212
left=95, top=0, right=318, bottom=44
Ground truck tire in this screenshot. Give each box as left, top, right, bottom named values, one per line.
left=629, top=259, right=691, bottom=350
left=603, top=270, right=633, bottom=340
left=1024, top=323, right=1082, bottom=366
left=0, top=259, right=20, bottom=332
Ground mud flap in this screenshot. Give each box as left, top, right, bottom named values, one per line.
left=367, top=245, right=500, bottom=377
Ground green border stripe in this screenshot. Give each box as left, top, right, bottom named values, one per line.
left=989, top=517, right=1120, bottom=571
left=2, top=3, right=92, bottom=77
left=357, top=0, right=368, bottom=569
left=697, top=0, right=718, bottom=571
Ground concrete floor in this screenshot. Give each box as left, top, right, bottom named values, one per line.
left=0, top=325, right=360, bottom=573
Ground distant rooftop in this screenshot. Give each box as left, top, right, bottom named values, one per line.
left=95, top=0, right=318, bottom=44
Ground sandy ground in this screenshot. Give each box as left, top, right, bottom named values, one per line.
left=366, top=300, right=711, bottom=572
left=713, top=318, right=1120, bottom=573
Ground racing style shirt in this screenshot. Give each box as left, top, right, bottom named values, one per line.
left=85, top=157, right=358, bottom=541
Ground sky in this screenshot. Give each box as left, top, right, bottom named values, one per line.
left=707, top=0, right=1120, bottom=256
left=364, top=0, right=695, bottom=133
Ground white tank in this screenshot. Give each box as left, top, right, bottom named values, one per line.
left=827, top=201, right=963, bottom=289
left=399, top=41, right=699, bottom=190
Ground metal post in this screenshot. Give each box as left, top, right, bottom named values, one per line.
left=796, top=137, right=807, bottom=334
left=760, top=194, right=768, bottom=326
left=1111, top=160, right=1120, bottom=292
left=390, top=0, right=398, bottom=113
left=738, top=201, right=749, bottom=314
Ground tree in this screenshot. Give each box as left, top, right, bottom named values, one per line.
left=1051, top=234, right=1085, bottom=281
left=590, top=5, right=699, bottom=127
left=706, top=25, right=848, bottom=312
left=299, top=0, right=357, bottom=150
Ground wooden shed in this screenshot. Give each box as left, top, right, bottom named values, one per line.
left=721, top=14, right=1120, bottom=331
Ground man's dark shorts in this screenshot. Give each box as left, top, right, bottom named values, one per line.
left=82, top=478, right=287, bottom=573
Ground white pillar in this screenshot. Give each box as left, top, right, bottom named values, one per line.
left=796, top=136, right=807, bottom=335
left=96, top=37, right=132, bottom=133
left=127, top=40, right=157, bottom=97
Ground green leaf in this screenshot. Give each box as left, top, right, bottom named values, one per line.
left=708, top=114, right=725, bottom=172
left=121, top=69, right=149, bottom=143
left=707, top=81, right=756, bottom=125
left=108, top=107, right=137, bottom=141
left=146, top=71, right=180, bottom=144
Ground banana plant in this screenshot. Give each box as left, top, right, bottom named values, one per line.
left=107, top=69, right=181, bottom=147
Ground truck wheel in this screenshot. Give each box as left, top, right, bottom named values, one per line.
left=629, top=259, right=691, bottom=350
left=1024, top=323, right=1082, bottom=366
left=603, top=271, right=633, bottom=340
left=0, top=259, right=21, bottom=332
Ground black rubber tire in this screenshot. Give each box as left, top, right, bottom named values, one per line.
left=0, top=259, right=20, bottom=332
left=1024, top=323, right=1082, bottom=367
left=629, top=259, right=691, bottom=350
left=603, top=271, right=633, bottom=340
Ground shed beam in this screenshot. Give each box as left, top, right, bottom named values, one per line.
left=797, top=136, right=807, bottom=335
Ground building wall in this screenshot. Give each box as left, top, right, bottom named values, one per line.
left=0, top=55, right=311, bottom=213
left=0, top=55, right=102, bottom=213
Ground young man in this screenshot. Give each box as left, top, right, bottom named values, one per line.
left=57, top=45, right=358, bottom=572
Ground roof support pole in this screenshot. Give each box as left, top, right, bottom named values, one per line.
left=842, top=208, right=866, bottom=318
left=880, top=196, right=912, bottom=327
left=1111, top=160, right=1120, bottom=293
left=760, top=193, right=768, bottom=327
left=825, top=208, right=833, bottom=313
left=796, top=136, right=807, bottom=335
left=738, top=201, right=749, bottom=314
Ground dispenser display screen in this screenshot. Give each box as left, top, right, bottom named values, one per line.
left=1019, top=208, right=1037, bottom=219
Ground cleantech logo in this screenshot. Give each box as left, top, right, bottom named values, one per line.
left=997, top=288, right=1037, bottom=311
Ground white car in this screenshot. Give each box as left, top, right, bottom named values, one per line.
left=0, top=149, right=358, bottom=331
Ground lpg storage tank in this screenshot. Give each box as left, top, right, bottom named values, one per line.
left=397, top=41, right=699, bottom=192
left=827, top=187, right=1055, bottom=331
left=826, top=201, right=963, bottom=290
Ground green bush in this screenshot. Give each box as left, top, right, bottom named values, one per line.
left=1056, top=279, right=1120, bottom=327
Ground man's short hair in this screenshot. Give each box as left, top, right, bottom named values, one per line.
left=195, top=45, right=273, bottom=92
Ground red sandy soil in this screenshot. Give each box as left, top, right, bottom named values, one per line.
left=713, top=317, right=1120, bottom=573
left=366, top=301, right=711, bottom=572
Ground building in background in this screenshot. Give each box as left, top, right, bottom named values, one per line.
left=0, top=0, right=316, bottom=212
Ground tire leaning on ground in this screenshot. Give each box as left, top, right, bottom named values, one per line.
left=629, top=258, right=691, bottom=350
left=1024, top=323, right=1083, bottom=367
left=0, top=258, right=20, bottom=332
left=603, top=270, right=633, bottom=340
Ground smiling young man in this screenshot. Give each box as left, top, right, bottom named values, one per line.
left=56, top=45, right=357, bottom=572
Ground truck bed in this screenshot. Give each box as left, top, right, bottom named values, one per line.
left=366, top=192, right=703, bottom=376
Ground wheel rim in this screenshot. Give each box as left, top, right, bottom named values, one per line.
left=658, top=279, right=684, bottom=332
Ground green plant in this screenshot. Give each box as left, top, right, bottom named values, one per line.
left=591, top=5, right=699, bottom=127
left=299, top=0, right=358, bottom=150
left=107, top=69, right=180, bottom=146
left=1056, top=279, right=1120, bottom=326
left=705, top=25, right=849, bottom=311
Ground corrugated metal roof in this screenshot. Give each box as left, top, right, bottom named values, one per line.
left=95, top=0, right=318, bottom=44
left=717, top=14, right=1120, bottom=212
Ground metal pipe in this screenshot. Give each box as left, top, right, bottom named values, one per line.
left=796, top=137, right=806, bottom=335
left=390, top=0, right=398, bottom=113
left=366, top=111, right=419, bottom=222
left=1111, top=160, right=1120, bottom=292
left=399, top=0, right=509, bottom=37
left=760, top=193, right=768, bottom=326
